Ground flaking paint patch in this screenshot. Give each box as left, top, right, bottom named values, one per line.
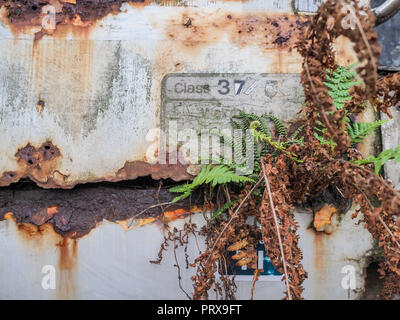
left=0, top=141, right=63, bottom=187
left=0, top=157, right=192, bottom=188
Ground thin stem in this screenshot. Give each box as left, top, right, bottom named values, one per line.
left=352, top=183, right=400, bottom=250
left=173, top=237, right=192, bottom=300
left=261, top=160, right=292, bottom=300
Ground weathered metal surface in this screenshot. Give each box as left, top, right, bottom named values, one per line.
left=0, top=209, right=374, bottom=299
left=381, top=107, right=400, bottom=188
left=0, top=0, right=383, bottom=300
left=0, top=0, right=358, bottom=188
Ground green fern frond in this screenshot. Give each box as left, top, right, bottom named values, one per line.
left=314, top=132, right=337, bottom=148
left=264, top=114, right=287, bottom=136
left=250, top=121, right=302, bottom=162
left=231, top=119, right=242, bottom=130
left=291, top=125, right=305, bottom=140
left=233, top=112, right=272, bottom=138
left=170, top=164, right=255, bottom=202
left=354, top=144, right=400, bottom=174
left=284, top=136, right=305, bottom=147
left=211, top=200, right=238, bottom=220
left=348, top=120, right=388, bottom=146
left=324, top=64, right=363, bottom=110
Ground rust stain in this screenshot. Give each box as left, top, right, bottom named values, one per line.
left=120, top=204, right=204, bottom=230
left=162, top=11, right=311, bottom=54
left=57, top=237, right=78, bottom=299
left=6, top=214, right=78, bottom=298
left=14, top=222, right=64, bottom=252
left=37, top=99, right=45, bottom=113
left=116, top=158, right=192, bottom=183
left=313, top=204, right=337, bottom=232
left=0, top=141, right=63, bottom=187
left=17, top=222, right=55, bottom=239
left=4, top=212, right=16, bottom=221
left=31, top=206, right=59, bottom=225
left=0, top=182, right=203, bottom=238
left=0, top=136, right=192, bottom=189
left=0, top=0, right=153, bottom=40
left=313, top=231, right=326, bottom=298
left=163, top=207, right=198, bottom=221
left=57, top=237, right=78, bottom=270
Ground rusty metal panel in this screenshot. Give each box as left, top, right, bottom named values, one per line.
left=0, top=0, right=380, bottom=300
left=0, top=210, right=374, bottom=299
left=0, top=0, right=357, bottom=188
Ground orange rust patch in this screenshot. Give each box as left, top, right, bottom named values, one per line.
left=163, top=206, right=201, bottom=221
left=115, top=158, right=192, bottom=183
left=0, top=141, right=62, bottom=188
left=4, top=212, right=15, bottom=221
left=0, top=0, right=154, bottom=40
left=0, top=149, right=193, bottom=189
left=16, top=222, right=59, bottom=242
left=313, top=204, right=337, bottom=231
left=163, top=11, right=311, bottom=53
left=119, top=205, right=203, bottom=230
left=47, top=206, right=59, bottom=215
left=31, top=206, right=59, bottom=225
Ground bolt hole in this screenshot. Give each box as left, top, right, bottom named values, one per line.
left=45, top=145, right=50, bottom=150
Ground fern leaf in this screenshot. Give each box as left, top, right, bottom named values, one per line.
left=291, top=125, right=305, bottom=140
left=172, top=191, right=193, bottom=203
left=354, top=144, right=400, bottom=174
left=348, top=120, right=388, bottom=146
left=211, top=200, right=238, bottom=220
left=265, top=114, right=287, bottom=136
left=170, top=164, right=255, bottom=202
left=324, top=64, right=363, bottom=111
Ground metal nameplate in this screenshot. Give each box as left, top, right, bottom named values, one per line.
left=161, top=73, right=304, bottom=131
